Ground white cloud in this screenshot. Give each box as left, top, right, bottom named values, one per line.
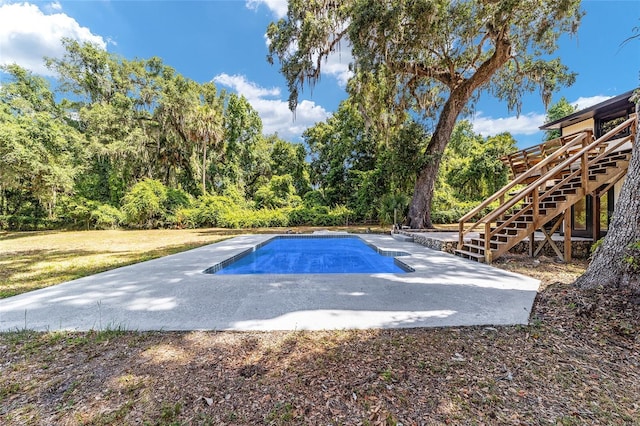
left=0, top=2, right=106, bottom=76
left=213, top=73, right=330, bottom=140
left=572, top=95, right=613, bottom=111
left=214, top=73, right=281, bottom=99
left=471, top=94, right=616, bottom=139
left=471, top=111, right=546, bottom=137
left=245, top=0, right=288, bottom=19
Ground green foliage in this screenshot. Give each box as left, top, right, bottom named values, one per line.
left=431, top=206, right=473, bottom=225
left=91, top=204, right=125, bottom=229
left=350, top=169, right=383, bottom=221
left=439, top=122, right=517, bottom=203
left=165, top=188, right=192, bottom=213
left=0, top=64, right=87, bottom=219
left=288, top=205, right=353, bottom=227
left=303, top=100, right=428, bottom=222
left=0, top=215, right=54, bottom=231
left=302, top=190, right=326, bottom=207
left=191, top=195, right=237, bottom=228
left=544, top=97, right=577, bottom=140
left=220, top=207, right=290, bottom=229
left=378, top=193, right=410, bottom=226
left=254, top=174, right=302, bottom=209
left=121, top=179, right=168, bottom=228
left=54, top=196, right=97, bottom=229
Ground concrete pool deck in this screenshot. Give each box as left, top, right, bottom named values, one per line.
left=0, top=232, right=540, bottom=332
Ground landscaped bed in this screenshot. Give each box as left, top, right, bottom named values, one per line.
left=0, top=230, right=638, bottom=424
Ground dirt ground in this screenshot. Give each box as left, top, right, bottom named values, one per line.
left=1, top=254, right=639, bottom=425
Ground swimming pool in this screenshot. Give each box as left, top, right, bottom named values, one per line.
left=206, top=236, right=411, bottom=275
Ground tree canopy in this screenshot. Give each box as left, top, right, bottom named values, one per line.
left=1, top=36, right=522, bottom=231
left=267, top=0, right=583, bottom=228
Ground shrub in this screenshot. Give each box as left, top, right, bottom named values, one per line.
left=431, top=208, right=465, bottom=224
left=302, top=190, right=325, bottom=207
left=220, top=208, right=290, bottom=228
left=121, top=179, right=168, bottom=228
left=327, top=205, right=352, bottom=226
left=431, top=201, right=495, bottom=225
left=54, top=196, right=98, bottom=229
left=165, top=188, right=192, bottom=213
left=91, top=204, right=124, bottom=229
left=174, top=208, right=199, bottom=229
left=192, top=195, right=237, bottom=227
left=0, top=215, right=43, bottom=231
left=254, top=174, right=301, bottom=209
left=288, top=205, right=352, bottom=226
left=378, top=193, right=410, bottom=226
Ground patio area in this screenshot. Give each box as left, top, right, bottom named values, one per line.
left=0, top=233, right=540, bottom=332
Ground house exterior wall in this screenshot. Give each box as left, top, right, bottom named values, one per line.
left=561, top=118, right=595, bottom=136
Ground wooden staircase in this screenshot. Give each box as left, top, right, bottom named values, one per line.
left=455, top=114, right=637, bottom=263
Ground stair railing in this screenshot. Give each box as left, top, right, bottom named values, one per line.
left=458, top=114, right=637, bottom=262
left=458, top=131, right=591, bottom=244
left=502, top=133, right=580, bottom=180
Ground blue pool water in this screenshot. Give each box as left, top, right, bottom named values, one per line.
left=213, top=237, right=408, bottom=274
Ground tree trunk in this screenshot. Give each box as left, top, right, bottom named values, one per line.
left=405, top=39, right=512, bottom=229
left=407, top=92, right=469, bottom=229
left=576, top=105, right=640, bottom=291
left=202, top=142, right=207, bottom=195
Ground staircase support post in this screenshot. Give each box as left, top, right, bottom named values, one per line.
left=484, top=222, right=492, bottom=264
left=528, top=233, right=534, bottom=257
left=563, top=209, right=572, bottom=262
left=592, top=195, right=601, bottom=241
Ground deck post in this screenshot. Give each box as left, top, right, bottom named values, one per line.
left=484, top=222, right=492, bottom=264
left=563, top=209, right=572, bottom=262
left=592, top=195, right=601, bottom=242
left=528, top=233, right=534, bottom=257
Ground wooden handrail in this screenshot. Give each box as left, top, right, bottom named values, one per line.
left=483, top=117, right=635, bottom=225
left=458, top=114, right=637, bottom=249
left=486, top=132, right=632, bottom=240
left=457, top=131, right=589, bottom=245
left=460, top=132, right=588, bottom=223
left=500, top=131, right=590, bottom=178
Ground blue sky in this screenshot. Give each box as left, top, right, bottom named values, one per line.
left=1, top=0, right=639, bottom=148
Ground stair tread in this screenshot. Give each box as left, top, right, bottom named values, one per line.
left=454, top=250, right=486, bottom=262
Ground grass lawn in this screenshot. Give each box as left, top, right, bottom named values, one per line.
left=1, top=228, right=638, bottom=425
left=0, top=228, right=235, bottom=299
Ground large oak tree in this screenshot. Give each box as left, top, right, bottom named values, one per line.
left=267, top=0, right=582, bottom=228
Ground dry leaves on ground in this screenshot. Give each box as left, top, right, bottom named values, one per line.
left=1, top=256, right=639, bottom=425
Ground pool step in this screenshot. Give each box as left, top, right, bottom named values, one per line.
left=392, top=233, right=414, bottom=242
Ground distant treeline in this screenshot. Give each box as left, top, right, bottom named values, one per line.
left=0, top=39, right=517, bottom=231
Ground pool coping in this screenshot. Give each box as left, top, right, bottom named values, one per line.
left=0, top=232, right=541, bottom=332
